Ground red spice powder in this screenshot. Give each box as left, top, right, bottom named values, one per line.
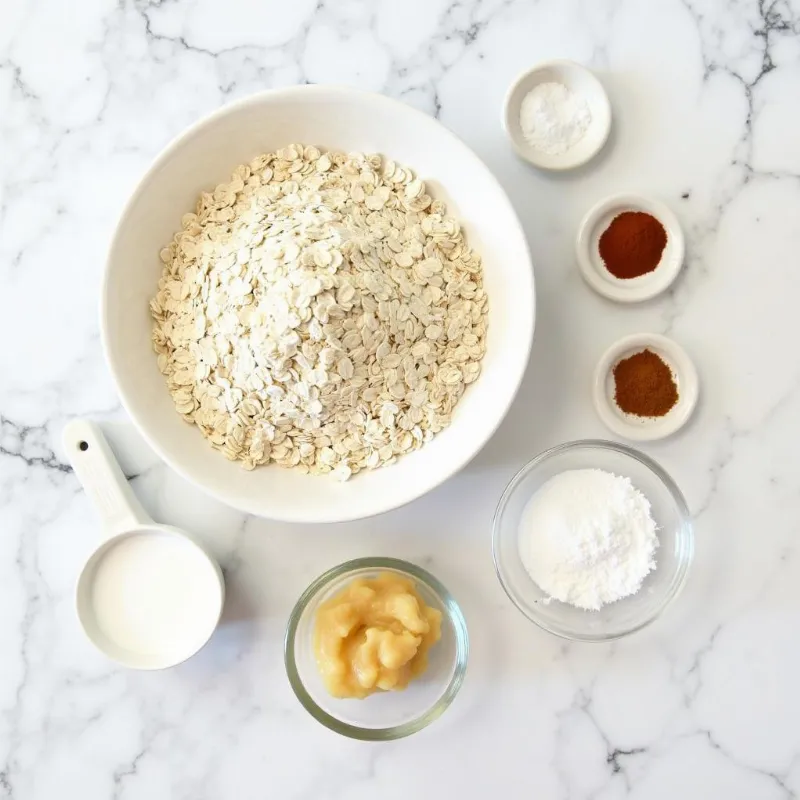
left=599, top=211, right=667, bottom=279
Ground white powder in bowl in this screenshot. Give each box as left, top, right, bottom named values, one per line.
left=519, top=81, right=592, bottom=156
left=518, top=469, right=658, bottom=610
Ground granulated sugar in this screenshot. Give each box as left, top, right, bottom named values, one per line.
left=518, top=468, right=658, bottom=610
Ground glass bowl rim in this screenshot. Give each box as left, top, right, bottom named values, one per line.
left=491, top=438, right=694, bottom=642
left=283, top=556, right=469, bottom=740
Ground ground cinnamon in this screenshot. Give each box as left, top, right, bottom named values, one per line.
left=613, top=349, right=678, bottom=417
left=599, top=211, right=667, bottom=279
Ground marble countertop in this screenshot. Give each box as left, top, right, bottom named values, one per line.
left=4, top=0, right=800, bottom=797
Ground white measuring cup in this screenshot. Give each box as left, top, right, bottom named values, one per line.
left=63, top=420, right=225, bottom=669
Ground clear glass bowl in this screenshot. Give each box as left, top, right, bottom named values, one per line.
left=492, top=440, right=693, bottom=641
left=284, top=557, right=469, bottom=740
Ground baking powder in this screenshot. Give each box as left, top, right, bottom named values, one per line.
left=518, top=469, right=658, bottom=610
left=519, top=82, right=591, bottom=156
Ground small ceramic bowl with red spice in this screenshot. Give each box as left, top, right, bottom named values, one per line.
left=576, top=194, right=685, bottom=302
left=593, top=333, right=699, bottom=441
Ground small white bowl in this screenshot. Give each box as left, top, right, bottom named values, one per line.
left=577, top=194, right=685, bottom=302
left=503, top=60, right=612, bottom=171
left=592, top=333, right=699, bottom=441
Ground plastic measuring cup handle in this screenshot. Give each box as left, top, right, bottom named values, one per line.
left=63, top=420, right=153, bottom=538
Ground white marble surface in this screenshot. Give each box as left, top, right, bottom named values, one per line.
left=3, top=0, right=800, bottom=797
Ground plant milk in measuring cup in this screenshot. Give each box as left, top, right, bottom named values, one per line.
left=63, top=420, right=224, bottom=669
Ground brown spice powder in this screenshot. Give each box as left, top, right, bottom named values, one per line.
left=613, top=349, right=678, bottom=417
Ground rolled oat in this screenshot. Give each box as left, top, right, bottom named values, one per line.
left=150, top=146, right=488, bottom=479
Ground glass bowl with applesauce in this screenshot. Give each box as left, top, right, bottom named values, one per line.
left=284, top=557, right=469, bottom=740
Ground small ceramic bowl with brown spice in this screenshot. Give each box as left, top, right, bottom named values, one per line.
left=576, top=194, right=685, bottom=302
left=593, top=333, right=699, bottom=441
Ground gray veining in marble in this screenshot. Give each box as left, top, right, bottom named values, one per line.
left=3, top=0, right=800, bottom=797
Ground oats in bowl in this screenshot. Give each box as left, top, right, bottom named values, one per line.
left=150, top=145, right=487, bottom=480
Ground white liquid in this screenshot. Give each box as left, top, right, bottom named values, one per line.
left=89, top=531, right=220, bottom=658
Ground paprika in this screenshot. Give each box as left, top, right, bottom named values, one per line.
left=599, top=211, right=667, bottom=279
left=613, top=349, right=678, bottom=417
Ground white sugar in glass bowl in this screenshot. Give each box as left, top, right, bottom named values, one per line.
left=492, top=440, right=693, bottom=641
left=102, top=86, right=534, bottom=522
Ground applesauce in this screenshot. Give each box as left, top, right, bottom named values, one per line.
left=313, top=572, right=442, bottom=699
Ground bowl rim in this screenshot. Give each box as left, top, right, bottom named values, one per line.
left=492, top=439, right=694, bottom=641
left=100, top=84, right=535, bottom=522
left=283, top=557, right=469, bottom=740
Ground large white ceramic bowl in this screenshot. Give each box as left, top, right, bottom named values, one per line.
left=102, top=86, right=535, bottom=522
